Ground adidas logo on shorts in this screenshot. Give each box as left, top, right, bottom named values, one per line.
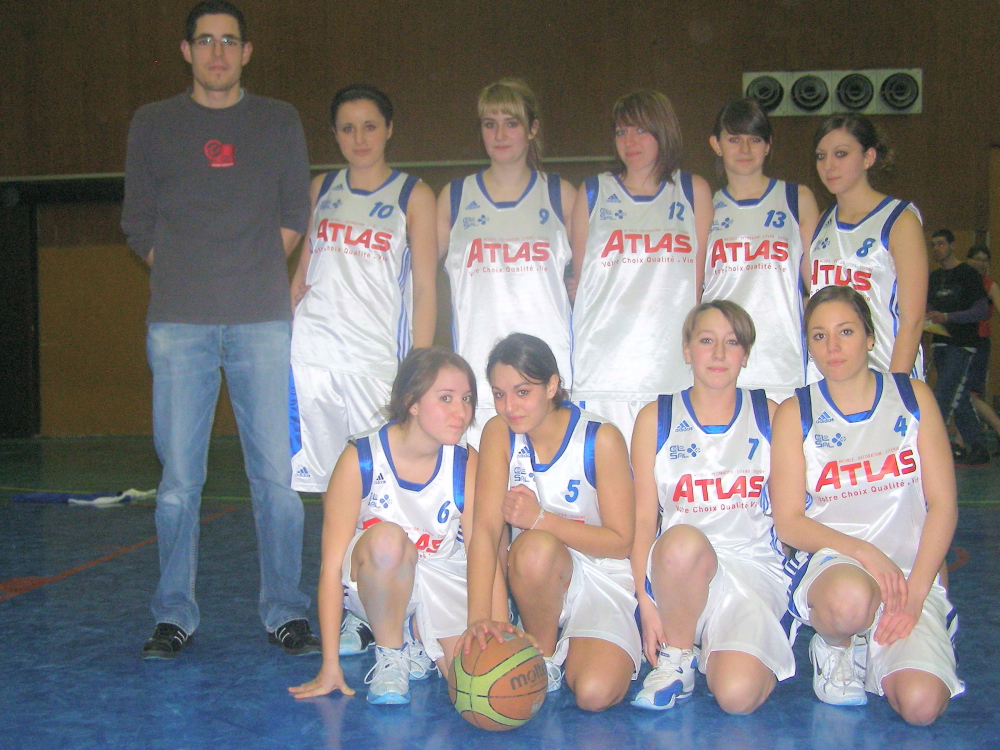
left=817, top=411, right=834, bottom=424
left=675, top=420, right=693, bottom=432
left=607, top=194, right=621, bottom=203
left=295, top=467, right=311, bottom=478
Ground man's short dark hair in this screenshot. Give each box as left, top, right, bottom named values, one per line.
left=932, top=228, right=955, bottom=244
left=185, top=1, right=247, bottom=41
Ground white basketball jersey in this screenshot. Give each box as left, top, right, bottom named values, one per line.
left=795, top=372, right=925, bottom=575
left=809, top=198, right=924, bottom=379
left=291, top=170, right=419, bottom=381
left=445, top=171, right=573, bottom=396
left=653, top=389, right=782, bottom=565
left=703, top=180, right=806, bottom=400
left=353, top=424, right=468, bottom=561
left=573, top=171, right=698, bottom=400
left=508, top=405, right=606, bottom=540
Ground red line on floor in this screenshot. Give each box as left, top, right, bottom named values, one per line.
left=947, top=546, right=970, bottom=573
left=0, top=505, right=239, bottom=601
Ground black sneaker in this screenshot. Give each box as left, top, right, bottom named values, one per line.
left=268, top=619, right=321, bottom=656
left=956, top=447, right=990, bottom=467
left=142, top=623, right=191, bottom=659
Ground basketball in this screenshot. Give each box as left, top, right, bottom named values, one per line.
left=448, top=631, right=548, bottom=731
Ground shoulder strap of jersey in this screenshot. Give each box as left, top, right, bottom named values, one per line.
left=880, top=199, right=912, bottom=251
left=452, top=445, right=468, bottom=512
left=319, top=170, right=339, bottom=198
left=656, top=394, right=673, bottom=452
left=449, top=177, right=465, bottom=228
left=785, top=181, right=799, bottom=223
left=547, top=173, right=564, bottom=224
left=795, top=385, right=814, bottom=441
left=584, top=421, right=601, bottom=487
left=750, top=388, right=772, bottom=442
left=355, top=435, right=374, bottom=498
left=585, top=175, right=600, bottom=215
left=680, top=171, right=694, bottom=208
left=892, top=372, right=921, bottom=420
left=813, top=204, right=835, bottom=243
left=398, top=173, right=420, bottom=214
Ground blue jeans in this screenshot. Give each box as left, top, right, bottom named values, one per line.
left=932, top=344, right=987, bottom=453
left=147, top=322, right=310, bottom=634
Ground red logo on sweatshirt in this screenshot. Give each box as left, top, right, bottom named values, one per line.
left=204, top=140, right=235, bottom=168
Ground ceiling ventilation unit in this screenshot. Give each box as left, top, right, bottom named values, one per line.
left=742, top=69, right=922, bottom=116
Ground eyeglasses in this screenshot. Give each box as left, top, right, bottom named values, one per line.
left=190, top=35, right=243, bottom=49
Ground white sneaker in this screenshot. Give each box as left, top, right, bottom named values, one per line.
left=809, top=633, right=867, bottom=706
left=631, top=646, right=697, bottom=710
left=403, top=618, right=435, bottom=681
left=365, top=645, right=411, bottom=705
left=340, top=611, right=374, bottom=656
left=544, top=656, right=563, bottom=693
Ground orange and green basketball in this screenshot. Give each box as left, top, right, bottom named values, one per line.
left=448, top=632, right=547, bottom=731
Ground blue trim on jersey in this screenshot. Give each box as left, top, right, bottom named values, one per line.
left=346, top=169, right=400, bottom=196
left=813, top=204, right=835, bottom=243
left=585, top=176, right=600, bottom=215
left=750, top=388, right=772, bottom=441
left=398, top=173, right=419, bottom=214
left=395, top=246, right=412, bottom=361
left=319, top=170, right=339, bottom=198
left=453, top=445, right=468, bottom=513
left=795, top=385, right=813, bottom=440
left=449, top=177, right=464, bottom=229
left=722, top=177, right=776, bottom=207
left=819, top=370, right=883, bottom=423
left=528, top=403, right=581, bottom=472
left=680, top=171, right=694, bottom=208
left=547, top=173, right=564, bottom=224
left=682, top=387, right=742, bottom=434
left=785, top=180, right=799, bottom=223
left=508, top=428, right=516, bottom=460
left=890, top=278, right=900, bottom=339
left=881, top=200, right=911, bottom=250
left=477, top=170, right=537, bottom=210
left=784, top=550, right=814, bottom=620
left=835, top=196, right=893, bottom=232
left=893, top=372, right=920, bottom=420
left=614, top=173, right=667, bottom=203
left=655, top=394, right=673, bottom=452
left=584, top=421, right=600, bottom=488
left=380, top=424, right=443, bottom=491
left=288, top=367, right=302, bottom=456
left=356, top=434, right=375, bottom=499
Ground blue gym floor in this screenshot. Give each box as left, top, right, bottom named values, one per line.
left=1, top=436, right=997, bottom=749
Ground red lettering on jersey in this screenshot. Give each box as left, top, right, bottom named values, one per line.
left=532, top=242, right=550, bottom=261
left=372, top=231, right=392, bottom=252
left=673, top=234, right=692, bottom=254
left=672, top=474, right=694, bottom=503
left=748, top=475, right=765, bottom=497
left=625, top=233, right=643, bottom=254
left=816, top=460, right=841, bottom=491
left=647, top=233, right=672, bottom=253
left=840, top=462, right=863, bottom=486
left=899, top=449, right=917, bottom=474
left=466, top=238, right=484, bottom=267
left=748, top=239, right=770, bottom=261
left=602, top=230, right=625, bottom=257
left=506, top=242, right=531, bottom=263
left=718, top=475, right=747, bottom=500
left=484, top=242, right=501, bottom=263
left=811, top=262, right=873, bottom=292
left=694, top=478, right=715, bottom=502
left=709, top=239, right=727, bottom=267
left=771, top=241, right=789, bottom=261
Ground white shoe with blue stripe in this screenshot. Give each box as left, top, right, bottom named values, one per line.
left=632, top=646, right=697, bottom=710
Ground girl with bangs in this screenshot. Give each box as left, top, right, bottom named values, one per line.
left=571, top=91, right=713, bottom=447
left=702, top=98, right=819, bottom=402
left=440, top=78, right=576, bottom=449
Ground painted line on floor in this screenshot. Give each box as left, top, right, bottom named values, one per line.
left=0, top=505, right=239, bottom=602
left=948, top=546, right=970, bottom=573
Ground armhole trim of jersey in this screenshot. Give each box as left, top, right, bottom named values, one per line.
left=892, top=372, right=921, bottom=420
left=547, top=173, right=564, bottom=224
left=680, top=171, right=694, bottom=208
left=319, top=170, right=339, bottom=198
left=785, top=181, right=800, bottom=224
left=656, top=394, right=673, bottom=453
left=584, top=421, right=601, bottom=487
left=356, top=435, right=374, bottom=499
left=881, top=200, right=911, bottom=251
left=398, top=174, right=420, bottom=214
left=750, top=388, right=772, bottom=442
left=813, top=205, right=835, bottom=244
left=795, top=385, right=813, bottom=441
left=449, top=177, right=464, bottom=229
left=453, top=445, right=468, bottom=513
left=585, top=175, right=600, bottom=215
